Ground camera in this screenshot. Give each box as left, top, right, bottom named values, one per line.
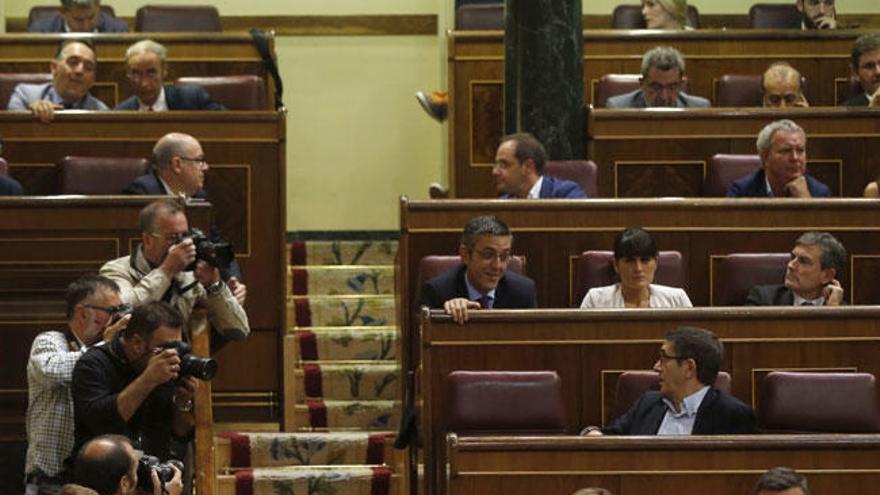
left=136, top=455, right=183, bottom=491
left=157, top=341, right=218, bottom=381
left=181, top=228, right=235, bottom=272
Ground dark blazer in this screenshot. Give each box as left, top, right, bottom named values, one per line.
left=28, top=10, right=128, bottom=33
left=419, top=264, right=537, bottom=310
left=605, top=89, right=710, bottom=109
left=0, top=175, right=23, bottom=196
left=122, top=171, right=242, bottom=280
left=499, top=176, right=587, bottom=199
left=842, top=93, right=870, bottom=107
left=115, top=85, right=225, bottom=111
left=746, top=284, right=795, bottom=306
left=726, top=168, right=831, bottom=197
left=603, top=388, right=756, bottom=435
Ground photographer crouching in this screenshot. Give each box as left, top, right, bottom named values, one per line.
left=73, top=434, right=182, bottom=495
left=71, top=302, right=214, bottom=494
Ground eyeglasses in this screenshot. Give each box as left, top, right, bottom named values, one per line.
left=83, top=303, right=132, bottom=316
left=177, top=156, right=207, bottom=167
left=645, top=81, right=681, bottom=93
left=474, top=249, right=511, bottom=263
left=657, top=350, right=686, bottom=362
left=127, top=68, right=161, bottom=81
left=765, top=94, right=803, bottom=106
left=804, top=0, right=834, bottom=6
left=149, top=232, right=186, bottom=243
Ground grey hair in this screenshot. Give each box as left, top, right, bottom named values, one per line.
left=61, top=0, right=100, bottom=9
left=641, top=46, right=686, bottom=77
left=125, top=39, right=167, bottom=65
left=756, top=119, right=806, bottom=155
left=460, top=215, right=511, bottom=251
left=152, top=133, right=194, bottom=170
left=796, top=231, right=847, bottom=276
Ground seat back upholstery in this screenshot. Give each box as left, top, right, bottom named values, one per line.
left=135, top=5, right=222, bottom=32
left=544, top=160, right=599, bottom=198
left=0, top=73, right=52, bottom=108
left=757, top=371, right=880, bottom=433
left=571, top=250, right=685, bottom=307
left=27, top=5, right=116, bottom=30
left=748, top=3, right=802, bottom=29
left=175, top=75, right=268, bottom=110
left=594, top=74, right=641, bottom=108
left=56, top=156, right=150, bottom=194
left=715, top=74, right=763, bottom=107
left=610, top=370, right=731, bottom=423
left=447, top=370, right=566, bottom=434
left=611, top=4, right=700, bottom=28
left=456, top=3, right=504, bottom=30
left=702, top=154, right=762, bottom=196
left=713, top=253, right=789, bottom=305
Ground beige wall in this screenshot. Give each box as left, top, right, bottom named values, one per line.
left=4, top=0, right=879, bottom=230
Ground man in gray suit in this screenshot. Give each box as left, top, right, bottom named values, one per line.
left=7, top=39, right=108, bottom=123
left=606, top=46, right=710, bottom=109
left=27, top=0, right=128, bottom=33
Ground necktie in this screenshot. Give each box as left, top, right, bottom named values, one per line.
left=800, top=301, right=814, bottom=306
left=479, top=295, right=493, bottom=309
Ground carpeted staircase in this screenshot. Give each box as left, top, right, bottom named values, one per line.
left=214, top=240, right=403, bottom=495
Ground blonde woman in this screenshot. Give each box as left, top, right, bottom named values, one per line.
left=641, top=0, right=691, bottom=30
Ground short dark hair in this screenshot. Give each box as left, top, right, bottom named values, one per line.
left=851, top=33, right=880, bottom=72
left=139, top=199, right=184, bottom=234
left=55, top=38, right=96, bottom=60
left=613, top=227, right=658, bottom=261
left=74, top=434, right=134, bottom=495
left=754, top=466, right=810, bottom=495
left=500, top=133, right=548, bottom=175
left=460, top=215, right=511, bottom=251
left=123, top=301, right=184, bottom=341
left=665, top=327, right=723, bottom=386
left=65, top=274, right=120, bottom=320
left=795, top=231, right=847, bottom=276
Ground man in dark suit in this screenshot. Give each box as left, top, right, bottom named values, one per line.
left=747, top=231, right=846, bottom=306
left=494, top=133, right=587, bottom=199
left=605, top=46, right=710, bottom=109
left=842, top=33, right=880, bottom=107
left=728, top=119, right=831, bottom=198
left=123, top=133, right=245, bottom=298
left=420, top=215, right=537, bottom=324
left=28, top=0, right=128, bottom=33
left=583, top=326, right=754, bottom=436
left=115, top=40, right=224, bottom=111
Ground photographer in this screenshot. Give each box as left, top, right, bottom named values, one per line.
left=71, top=301, right=197, bottom=468
left=99, top=199, right=249, bottom=345
left=73, top=434, right=182, bottom=495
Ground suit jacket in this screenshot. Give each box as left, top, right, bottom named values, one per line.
left=115, top=85, right=225, bottom=111
left=603, top=388, right=756, bottom=435
left=499, top=176, right=587, bottom=199
left=746, top=284, right=795, bottom=306
left=605, top=89, right=710, bottom=109
left=0, top=175, right=23, bottom=196
left=726, top=168, right=831, bottom=197
left=842, top=93, right=870, bottom=107
left=122, top=171, right=242, bottom=280
left=419, top=264, right=537, bottom=310
left=28, top=10, right=128, bottom=33
left=7, top=82, right=108, bottom=111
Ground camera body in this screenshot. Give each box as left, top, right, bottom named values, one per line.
left=182, top=228, right=234, bottom=271
left=156, top=341, right=218, bottom=381
left=136, top=455, right=183, bottom=491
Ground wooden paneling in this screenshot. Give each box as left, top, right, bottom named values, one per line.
left=421, top=308, right=880, bottom=494
left=0, top=33, right=275, bottom=108
left=448, top=434, right=880, bottom=495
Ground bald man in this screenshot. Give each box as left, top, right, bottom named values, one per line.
left=762, top=63, right=809, bottom=108
left=74, top=434, right=181, bottom=495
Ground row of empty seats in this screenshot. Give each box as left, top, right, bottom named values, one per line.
left=27, top=4, right=223, bottom=32
left=457, top=3, right=827, bottom=30
left=446, top=370, right=880, bottom=434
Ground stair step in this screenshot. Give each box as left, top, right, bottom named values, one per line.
left=219, top=465, right=393, bottom=495
left=292, top=328, right=398, bottom=361
left=294, top=363, right=399, bottom=401
left=288, top=265, right=394, bottom=296
left=289, top=240, right=398, bottom=266
left=288, top=296, right=396, bottom=327
left=216, top=431, right=393, bottom=468
left=295, top=400, right=401, bottom=430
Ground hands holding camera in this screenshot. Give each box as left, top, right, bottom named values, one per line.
left=160, top=237, right=197, bottom=278
left=149, top=464, right=183, bottom=495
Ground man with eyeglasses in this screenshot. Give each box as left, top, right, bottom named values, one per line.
left=797, top=0, right=837, bottom=29
left=842, top=33, right=880, bottom=107
left=605, top=46, right=709, bottom=109
left=762, top=62, right=809, bottom=108
left=122, top=133, right=245, bottom=295
left=25, top=274, right=129, bottom=495
left=419, top=215, right=536, bottom=324
left=582, top=327, right=755, bottom=436
left=115, top=40, right=224, bottom=111
left=8, top=39, right=108, bottom=123
left=99, top=199, right=249, bottom=347
left=727, top=119, right=830, bottom=197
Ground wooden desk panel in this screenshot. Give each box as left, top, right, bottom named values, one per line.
left=449, top=29, right=871, bottom=198
left=421, top=308, right=880, bottom=494
left=0, top=33, right=274, bottom=108
left=448, top=434, right=880, bottom=495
